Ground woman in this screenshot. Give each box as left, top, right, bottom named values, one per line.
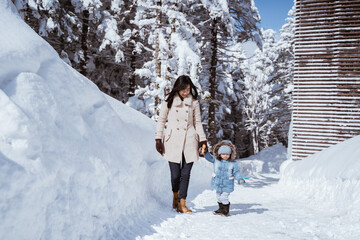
left=155, top=75, right=207, bottom=213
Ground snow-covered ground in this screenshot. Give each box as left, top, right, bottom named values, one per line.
left=1, top=1, right=360, bottom=239
left=138, top=139, right=360, bottom=239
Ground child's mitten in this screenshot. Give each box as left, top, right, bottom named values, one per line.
left=238, top=178, right=246, bottom=184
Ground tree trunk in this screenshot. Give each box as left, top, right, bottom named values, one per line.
left=80, top=9, right=89, bottom=76
left=154, top=0, right=162, bottom=117
left=208, top=18, right=218, bottom=146
left=128, top=2, right=138, bottom=98
left=164, top=18, right=176, bottom=96
left=128, top=42, right=136, bottom=97
left=252, top=128, right=259, bottom=155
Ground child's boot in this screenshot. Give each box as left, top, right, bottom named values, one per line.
left=172, top=192, right=179, bottom=209
left=213, top=202, right=224, bottom=215
left=222, top=203, right=230, bottom=217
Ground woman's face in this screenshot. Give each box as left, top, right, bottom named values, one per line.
left=179, top=84, right=191, bottom=98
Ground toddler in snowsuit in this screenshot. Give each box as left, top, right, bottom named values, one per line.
left=201, top=140, right=245, bottom=216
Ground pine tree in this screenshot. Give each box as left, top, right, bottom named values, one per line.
left=87, top=0, right=151, bottom=101
left=196, top=0, right=261, bottom=146
left=266, top=6, right=295, bottom=147
left=244, top=6, right=294, bottom=154
left=13, top=0, right=143, bottom=102
left=129, top=0, right=202, bottom=119
left=13, top=0, right=106, bottom=84
left=244, top=29, right=276, bottom=154
left=220, top=42, right=251, bottom=157
left=13, top=0, right=83, bottom=66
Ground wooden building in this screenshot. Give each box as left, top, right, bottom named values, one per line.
left=292, top=0, right=360, bottom=161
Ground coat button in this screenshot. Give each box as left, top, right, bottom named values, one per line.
left=184, top=128, right=186, bottom=130
left=177, top=128, right=179, bottom=130
left=176, top=110, right=178, bottom=112
left=177, top=119, right=179, bottom=121
left=186, top=110, right=188, bottom=113
left=185, top=119, right=187, bottom=122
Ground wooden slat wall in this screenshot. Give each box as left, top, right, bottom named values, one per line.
left=292, top=0, right=360, bottom=161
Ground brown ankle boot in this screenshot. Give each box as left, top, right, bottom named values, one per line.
left=172, top=192, right=179, bottom=209
left=177, top=198, right=192, bottom=213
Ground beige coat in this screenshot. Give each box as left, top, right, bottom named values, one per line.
left=155, top=95, right=207, bottom=163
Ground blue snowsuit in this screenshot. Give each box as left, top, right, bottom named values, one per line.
left=203, top=141, right=244, bottom=193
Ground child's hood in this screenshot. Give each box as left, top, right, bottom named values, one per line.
left=212, top=140, right=237, bottom=161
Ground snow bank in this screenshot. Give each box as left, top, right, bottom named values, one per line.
left=239, top=143, right=288, bottom=177
left=279, top=135, right=360, bottom=216
left=0, top=1, right=196, bottom=239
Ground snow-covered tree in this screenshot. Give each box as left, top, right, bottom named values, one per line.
left=13, top=0, right=145, bottom=101
left=196, top=0, right=261, bottom=146
left=13, top=0, right=85, bottom=67
left=13, top=0, right=106, bottom=83
left=266, top=6, right=295, bottom=147
left=244, top=29, right=277, bottom=154
left=128, top=0, right=202, bottom=119
left=244, top=6, right=294, bottom=154
left=219, top=42, right=251, bottom=157
left=85, top=0, right=151, bottom=101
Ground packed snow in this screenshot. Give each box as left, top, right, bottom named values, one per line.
left=1, top=1, right=360, bottom=239
left=0, top=1, right=173, bottom=239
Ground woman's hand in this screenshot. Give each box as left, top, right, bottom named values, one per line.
left=155, top=139, right=164, bottom=155
left=199, top=140, right=207, bottom=149
left=198, top=141, right=208, bottom=156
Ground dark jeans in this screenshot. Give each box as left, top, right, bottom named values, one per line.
left=168, top=153, right=194, bottom=200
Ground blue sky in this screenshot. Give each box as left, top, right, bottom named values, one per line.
left=242, top=0, right=294, bottom=58
left=255, top=0, right=294, bottom=31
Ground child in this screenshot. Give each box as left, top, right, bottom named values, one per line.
left=201, top=140, right=245, bottom=216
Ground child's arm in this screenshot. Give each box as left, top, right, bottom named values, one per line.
left=233, top=161, right=245, bottom=184
left=200, top=147, right=215, bottom=163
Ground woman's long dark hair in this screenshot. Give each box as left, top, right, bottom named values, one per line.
left=165, top=75, right=198, bottom=108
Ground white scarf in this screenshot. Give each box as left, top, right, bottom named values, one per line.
left=173, top=94, right=193, bottom=107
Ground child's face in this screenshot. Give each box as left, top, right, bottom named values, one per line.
left=220, top=154, right=230, bottom=160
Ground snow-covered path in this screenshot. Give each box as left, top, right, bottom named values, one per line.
left=137, top=174, right=358, bottom=240
left=1, top=2, right=360, bottom=239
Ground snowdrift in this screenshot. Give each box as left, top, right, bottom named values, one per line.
left=239, top=143, right=287, bottom=177
left=0, top=1, right=193, bottom=239
left=280, top=135, right=360, bottom=216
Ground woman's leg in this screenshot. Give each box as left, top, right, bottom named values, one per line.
left=168, top=162, right=181, bottom=193
left=179, top=153, right=193, bottom=200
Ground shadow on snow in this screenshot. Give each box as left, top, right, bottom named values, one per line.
left=193, top=203, right=268, bottom=216
left=242, top=175, right=279, bottom=189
